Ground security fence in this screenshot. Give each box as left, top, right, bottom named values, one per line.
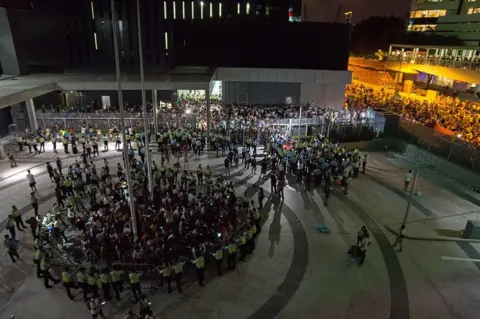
left=394, top=120, right=480, bottom=174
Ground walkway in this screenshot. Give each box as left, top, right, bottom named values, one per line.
left=1, top=147, right=480, bottom=318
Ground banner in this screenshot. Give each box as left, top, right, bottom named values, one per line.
left=434, top=122, right=455, bottom=136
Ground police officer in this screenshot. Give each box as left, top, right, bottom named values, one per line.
left=33, top=246, right=43, bottom=278
left=87, top=269, right=99, bottom=298
left=110, top=267, right=124, bottom=301
left=129, top=271, right=142, bottom=302
left=238, top=232, right=247, bottom=261
left=16, top=135, right=23, bottom=151
left=173, top=260, right=184, bottom=293
left=227, top=240, right=237, bottom=270
left=138, top=294, right=150, bottom=318
left=159, top=263, right=173, bottom=294
left=11, top=205, right=27, bottom=231
left=41, top=255, right=60, bottom=288
left=197, top=164, right=203, bottom=184
left=212, top=245, right=224, bottom=276
left=100, top=268, right=112, bottom=301
left=39, top=136, right=45, bottom=152
left=192, top=254, right=205, bottom=286
left=62, top=267, right=75, bottom=300
left=76, top=267, right=89, bottom=302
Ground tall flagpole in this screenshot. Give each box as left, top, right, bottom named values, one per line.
left=111, top=0, right=138, bottom=239
left=136, top=0, right=153, bottom=199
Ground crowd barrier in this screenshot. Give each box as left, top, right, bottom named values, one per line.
left=394, top=119, right=480, bottom=174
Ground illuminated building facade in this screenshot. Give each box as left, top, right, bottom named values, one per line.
left=409, top=0, right=480, bottom=44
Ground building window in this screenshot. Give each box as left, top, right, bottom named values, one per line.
left=410, top=9, right=446, bottom=18
left=164, top=1, right=167, bottom=19
left=468, top=7, right=480, bottom=14
left=246, top=2, right=250, bottom=15
left=90, top=1, right=95, bottom=19
left=173, top=1, right=176, bottom=19
left=191, top=1, right=195, bottom=19
left=94, top=33, right=98, bottom=50
left=407, top=24, right=437, bottom=31
left=219, top=2, right=222, bottom=17
left=182, top=1, right=186, bottom=19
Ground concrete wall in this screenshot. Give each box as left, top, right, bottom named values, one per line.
left=222, top=82, right=301, bottom=105
left=0, top=7, right=19, bottom=75
left=213, top=68, right=352, bottom=108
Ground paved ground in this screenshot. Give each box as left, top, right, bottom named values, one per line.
left=1, top=145, right=480, bottom=319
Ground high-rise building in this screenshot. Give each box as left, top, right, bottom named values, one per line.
left=409, top=0, right=480, bottom=44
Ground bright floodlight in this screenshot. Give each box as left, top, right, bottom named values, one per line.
left=200, top=1, right=204, bottom=5
left=186, top=109, right=191, bottom=114
left=457, top=134, right=462, bottom=138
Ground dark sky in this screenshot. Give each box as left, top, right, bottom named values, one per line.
left=302, top=0, right=411, bottom=23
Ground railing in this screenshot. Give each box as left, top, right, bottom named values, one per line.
left=387, top=55, right=480, bottom=71
left=394, top=120, right=480, bottom=173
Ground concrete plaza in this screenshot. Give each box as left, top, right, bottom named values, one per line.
left=1, top=144, right=480, bottom=319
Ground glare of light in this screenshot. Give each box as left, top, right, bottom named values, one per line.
left=186, top=109, right=191, bottom=114
left=164, top=32, right=168, bottom=50
left=457, top=134, right=462, bottom=138
left=200, top=1, right=204, bottom=5
left=210, top=2, right=212, bottom=17
left=246, top=2, right=250, bottom=14
left=201, top=1, right=204, bottom=19
left=410, top=60, right=415, bottom=64
left=173, top=1, right=176, bottom=19
left=94, top=33, right=98, bottom=50
left=90, top=1, right=95, bottom=19
left=237, top=2, right=240, bottom=14
left=191, top=1, right=195, bottom=19
left=219, top=2, right=222, bottom=17
left=182, top=1, right=185, bottom=19
left=164, top=1, right=167, bottom=19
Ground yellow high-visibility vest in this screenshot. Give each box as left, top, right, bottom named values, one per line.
left=100, top=273, right=111, bottom=284
left=129, top=273, right=140, bottom=283
left=76, top=272, right=86, bottom=283
left=62, top=271, right=72, bottom=283
left=215, top=249, right=223, bottom=260
left=194, top=256, right=205, bottom=269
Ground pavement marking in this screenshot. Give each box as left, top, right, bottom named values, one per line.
left=441, top=256, right=480, bottom=263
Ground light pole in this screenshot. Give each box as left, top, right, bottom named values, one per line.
left=111, top=0, right=138, bottom=239
left=137, top=0, right=153, bottom=200
left=297, top=105, right=303, bottom=138
left=402, top=169, right=419, bottom=227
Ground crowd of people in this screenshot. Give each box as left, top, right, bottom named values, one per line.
left=11, top=128, right=267, bottom=319
left=346, top=83, right=480, bottom=145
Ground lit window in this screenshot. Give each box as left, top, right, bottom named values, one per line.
left=94, top=33, right=98, bottom=50
left=90, top=1, right=95, bottom=19
left=164, top=1, right=167, bottom=19
left=409, top=9, right=446, bottom=18
left=210, top=2, right=213, bottom=17
left=173, top=1, right=176, bottom=19
left=407, top=24, right=437, bottom=31
left=182, top=1, right=186, bottom=19
left=219, top=2, right=222, bottom=17
left=246, top=2, right=250, bottom=15
left=468, top=7, right=480, bottom=14
left=237, top=2, right=240, bottom=14
left=201, top=1, right=204, bottom=19
left=165, top=32, right=169, bottom=50
left=192, top=1, right=195, bottom=19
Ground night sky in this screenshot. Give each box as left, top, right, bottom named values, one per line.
left=302, top=0, right=411, bottom=23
